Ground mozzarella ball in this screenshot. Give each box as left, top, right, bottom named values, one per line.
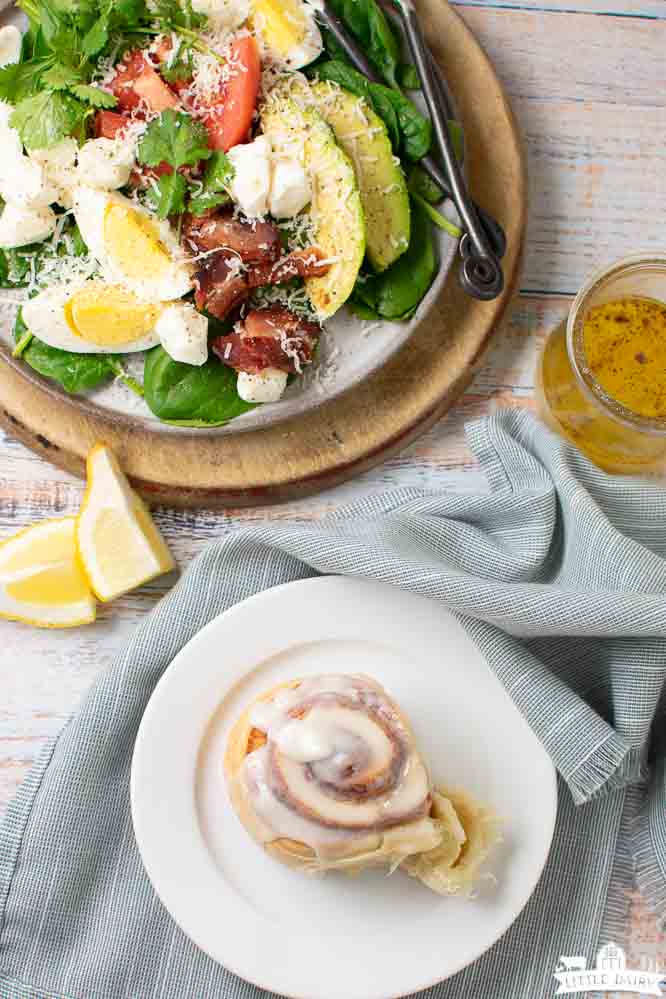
left=269, top=158, right=310, bottom=218
left=77, top=138, right=134, bottom=191
left=0, top=202, right=56, bottom=248
left=236, top=367, right=288, bottom=403
left=228, top=135, right=272, bottom=218
left=156, top=303, right=209, bottom=365
left=30, top=139, right=78, bottom=208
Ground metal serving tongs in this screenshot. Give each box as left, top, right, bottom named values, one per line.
left=317, top=0, right=505, bottom=301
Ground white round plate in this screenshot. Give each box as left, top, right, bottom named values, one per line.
left=132, top=577, right=557, bottom=999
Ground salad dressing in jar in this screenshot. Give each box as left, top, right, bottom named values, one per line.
left=536, top=256, right=666, bottom=475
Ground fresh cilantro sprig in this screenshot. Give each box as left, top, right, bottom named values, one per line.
left=138, top=109, right=218, bottom=219
left=189, top=152, right=234, bottom=216
left=10, top=89, right=89, bottom=148
left=139, top=109, right=211, bottom=169
left=2, top=0, right=221, bottom=149
left=137, top=112, right=234, bottom=218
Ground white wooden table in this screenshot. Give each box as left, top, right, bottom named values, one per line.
left=1, top=0, right=664, bottom=981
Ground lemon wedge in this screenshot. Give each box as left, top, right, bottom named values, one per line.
left=0, top=517, right=96, bottom=628
left=76, top=444, right=175, bottom=602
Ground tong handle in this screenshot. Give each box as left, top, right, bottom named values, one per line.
left=396, top=0, right=504, bottom=300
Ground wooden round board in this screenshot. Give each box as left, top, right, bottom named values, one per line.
left=0, top=0, right=526, bottom=508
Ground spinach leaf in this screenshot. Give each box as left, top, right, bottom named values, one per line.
left=352, top=200, right=436, bottom=320
left=366, top=83, right=400, bottom=150
left=143, top=347, right=254, bottom=425
left=378, top=88, right=431, bottom=161
left=312, top=60, right=370, bottom=100
left=327, top=0, right=400, bottom=89
left=0, top=220, right=88, bottom=289
left=13, top=308, right=116, bottom=393
left=398, top=62, right=419, bottom=90
left=0, top=243, right=45, bottom=287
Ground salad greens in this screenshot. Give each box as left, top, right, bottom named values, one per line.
left=137, top=113, right=234, bottom=218
left=143, top=345, right=254, bottom=425
left=137, top=110, right=215, bottom=218
left=351, top=200, right=436, bottom=320
left=188, top=152, right=233, bottom=216
left=309, top=60, right=432, bottom=162
left=138, top=110, right=211, bottom=170
left=13, top=307, right=118, bottom=393
left=326, top=0, right=401, bottom=89
left=0, top=0, right=210, bottom=149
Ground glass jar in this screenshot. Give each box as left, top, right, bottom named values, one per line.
left=535, top=254, right=666, bottom=475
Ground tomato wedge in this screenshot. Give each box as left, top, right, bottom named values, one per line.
left=95, top=110, right=131, bottom=139
left=202, top=36, right=260, bottom=152
left=110, top=50, right=179, bottom=114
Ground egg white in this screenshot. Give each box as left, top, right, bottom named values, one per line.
left=282, top=3, right=323, bottom=70
left=72, top=186, right=193, bottom=303
left=22, top=282, right=161, bottom=354
left=254, top=0, right=323, bottom=69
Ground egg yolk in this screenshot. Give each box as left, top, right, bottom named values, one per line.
left=104, top=203, right=173, bottom=281
left=65, top=284, right=161, bottom=345
left=252, top=0, right=308, bottom=55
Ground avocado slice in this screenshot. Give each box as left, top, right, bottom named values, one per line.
left=311, top=83, right=410, bottom=273
left=261, top=97, right=365, bottom=320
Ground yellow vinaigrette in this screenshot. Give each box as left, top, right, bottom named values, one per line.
left=582, top=297, right=666, bottom=421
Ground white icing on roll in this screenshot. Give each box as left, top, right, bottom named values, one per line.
left=237, top=674, right=432, bottom=858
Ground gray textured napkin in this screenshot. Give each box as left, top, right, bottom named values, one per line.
left=1, top=410, right=665, bottom=999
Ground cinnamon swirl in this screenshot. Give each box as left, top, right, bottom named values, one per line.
left=225, top=674, right=501, bottom=893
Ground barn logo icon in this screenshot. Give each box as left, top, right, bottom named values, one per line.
left=553, top=943, right=663, bottom=995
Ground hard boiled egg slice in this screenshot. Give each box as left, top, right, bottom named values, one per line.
left=72, top=187, right=192, bottom=302
left=252, top=0, right=323, bottom=69
left=22, top=281, right=162, bottom=354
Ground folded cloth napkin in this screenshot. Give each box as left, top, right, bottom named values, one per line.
left=1, top=410, right=665, bottom=999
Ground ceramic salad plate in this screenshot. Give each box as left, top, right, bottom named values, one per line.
left=132, top=577, right=557, bottom=999
left=0, top=0, right=461, bottom=435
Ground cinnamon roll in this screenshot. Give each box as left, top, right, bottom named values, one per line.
left=225, top=674, right=500, bottom=893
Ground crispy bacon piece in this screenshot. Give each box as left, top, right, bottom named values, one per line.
left=184, top=210, right=282, bottom=263
left=247, top=247, right=331, bottom=288
left=194, top=248, right=332, bottom=322
left=194, top=253, right=248, bottom=318
left=109, top=50, right=179, bottom=113
left=212, top=307, right=320, bottom=374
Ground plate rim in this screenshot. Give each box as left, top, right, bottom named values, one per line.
left=131, top=576, right=557, bottom=999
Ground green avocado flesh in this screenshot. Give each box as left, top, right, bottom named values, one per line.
left=261, top=96, right=365, bottom=320
left=311, top=82, right=411, bottom=273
